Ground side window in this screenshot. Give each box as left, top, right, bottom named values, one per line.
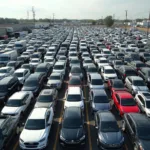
left=46, top=111, right=50, bottom=123
left=128, top=78, right=132, bottom=83
left=138, top=95, right=145, bottom=106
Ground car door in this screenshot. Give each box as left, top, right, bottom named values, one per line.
left=137, top=95, right=145, bottom=112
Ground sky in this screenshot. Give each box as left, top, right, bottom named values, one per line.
left=0, top=0, right=150, bottom=20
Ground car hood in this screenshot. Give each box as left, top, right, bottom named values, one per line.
left=94, top=103, right=111, bottom=111
left=22, top=86, right=37, bottom=91
left=35, top=102, right=52, bottom=108
left=101, top=131, right=123, bottom=144
left=104, top=74, right=117, bottom=77
left=140, top=139, right=150, bottom=150
left=2, top=106, right=21, bottom=114
left=47, top=80, right=60, bottom=84
left=65, top=101, right=83, bottom=108
left=20, top=129, right=45, bottom=142
left=90, top=85, right=104, bottom=89
left=61, top=128, right=84, bottom=141
left=121, top=105, right=139, bottom=113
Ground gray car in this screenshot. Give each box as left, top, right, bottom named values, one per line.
left=35, top=89, right=57, bottom=110
left=125, top=76, right=149, bottom=95
left=90, top=89, right=111, bottom=113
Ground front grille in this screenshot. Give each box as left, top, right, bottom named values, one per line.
left=24, top=142, right=39, bottom=148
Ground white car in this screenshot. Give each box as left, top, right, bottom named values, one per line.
left=14, top=68, right=30, bottom=84
left=0, top=67, right=14, bottom=80
left=101, top=65, right=117, bottom=81
left=64, top=87, right=84, bottom=109
left=128, top=44, right=139, bottom=51
left=1, top=91, right=33, bottom=116
left=19, top=107, right=54, bottom=150
left=135, top=91, right=150, bottom=117
left=97, top=57, right=109, bottom=70
left=44, top=57, right=56, bottom=67
left=29, top=58, right=42, bottom=68
left=101, top=48, right=111, bottom=57
left=53, top=61, right=66, bottom=75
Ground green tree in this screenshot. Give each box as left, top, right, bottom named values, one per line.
left=104, top=16, right=114, bottom=27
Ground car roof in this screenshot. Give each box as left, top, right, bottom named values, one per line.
left=128, top=113, right=150, bottom=127
left=40, top=89, right=54, bottom=96
left=14, top=68, right=27, bottom=73
left=68, top=87, right=81, bottom=95
left=64, top=107, right=81, bottom=119
left=9, top=91, right=29, bottom=100
left=103, top=65, right=113, bottom=69
left=128, top=76, right=143, bottom=81
left=0, top=76, right=16, bottom=85
left=98, top=111, right=115, bottom=122
left=90, top=73, right=102, bottom=79
left=116, top=91, right=133, bottom=98
left=92, top=89, right=106, bottom=96
left=27, top=73, right=42, bottom=80
left=29, top=108, right=48, bottom=119
left=50, top=72, right=61, bottom=76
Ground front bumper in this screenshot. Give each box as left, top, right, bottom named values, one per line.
left=60, top=138, right=85, bottom=147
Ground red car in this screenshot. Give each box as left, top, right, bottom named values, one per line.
left=108, top=79, right=126, bottom=94
left=112, top=91, right=140, bottom=116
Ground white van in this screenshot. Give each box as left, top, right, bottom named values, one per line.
left=15, top=40, right=26, bottom=54
left=0, top=50, right=18, bottom=66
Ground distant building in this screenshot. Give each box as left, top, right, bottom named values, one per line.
left=142, top=20, right=150, bottom=27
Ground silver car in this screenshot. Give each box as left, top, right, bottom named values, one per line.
left=125, top=76, right=149, bottom=95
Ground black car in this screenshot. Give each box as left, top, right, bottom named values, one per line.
left=17, top=56, right=26, bottom=65
left=0, top=116, right=20, bottom=149
left=21, top=64, right=34, bottom=73
left=22, top=73, right=44, bottom=96
left=60, top=107, right=85, bottom=147
left=136, top=40, right=144, bottom=48
left=123, top=56, right=132, bottom=65
left=122, top=113, right=150, bottom=150
left=128, top=52, right=141, bottom=61
left=118, top=65, right=137, bottom=81
left=138, top=67, right=150, bottom=86
left=70, top=66, right=84, bottom=80
left=95, top=111, right=124, bottom=150
left=0, top=76, right=20, bottom=104
left=129, top=61, right=146, bottom=71
left=35, top=63, right=52, bottom=80
left=115, top=52, right=124, bottom=60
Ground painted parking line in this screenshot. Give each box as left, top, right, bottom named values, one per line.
left=53, top=99, right=64, bottom=150
left=83, top=86, right=92, bottom=150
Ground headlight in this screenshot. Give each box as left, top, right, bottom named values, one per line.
left=80, top=135, right=85, bottom=141
left=39, top=137, right=46, bottom=143
left=60, top=135, right=65, bottom=141
left=20, top=138, right=24, bottom=143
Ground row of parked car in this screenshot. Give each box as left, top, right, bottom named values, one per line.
left=0, top=27, right=150, bottom=150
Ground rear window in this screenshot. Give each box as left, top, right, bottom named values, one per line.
left=94, top=96, right=108, bottom=103
left=67, top=94, right=81, bottom=102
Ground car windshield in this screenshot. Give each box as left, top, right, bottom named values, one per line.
left=63, top=118, right=82, bottom=129
left=113, top=81, right=124, bottom=88
left=133, top=80, right=145, bottom=86
left=88, top=67, right=97, bottom=73
left=104, top=69, right=115, bottom=74
left=0, top=69, right=7, bottom=73
left=126, top=70, right=137, bottom=76
left=103, top=51, right=110, bottom=54
left=136, top=64, right=146, bottom=68
left=7, top=63, right=15, bottom=67
left=121, top=98, right=136, bottom=106
left=36, top=68, right=46, bottom=72
left=67, top=95, right=81, bottom=102
left=49, top=75, right=60, bottom=80
left=138, top=127, right=150, bottom=140
left=6, top=100, right=23, bottom=107
left=25, top=119, right=45, bottom=130
left=84, top=60, right=92, bottom=63
left=15, top=44, right=23, bottom=47
left=71, top=67, right=81, bottom=73
left=31, top=60, right=39, bottom=63
left=54, top=65, right=63, bottom=69
left=71, top=60, right=80, bottom=63
left=121, top=45, right=126, bottom=47
left=14, top=72, right=23, bottom=77
left=0, top=57, right=9, bottom=61
left=0, top=85, right=7, bottom=92
left=100, top=60, right=108, bottom=63
left=92, top=79, right=103, bottom=85
left=69, top=78, right=81, bottom=85
left=94, top=96, right=109, bottom=103
left=24, top=80, right=38, bottom=87
left=115, top=61, right=123, bottom=65
left=101, top=121, right=119, bottom=132
left=118, top=53, right=124, bottom=56
left=37, top=95, right=53, bottom=102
